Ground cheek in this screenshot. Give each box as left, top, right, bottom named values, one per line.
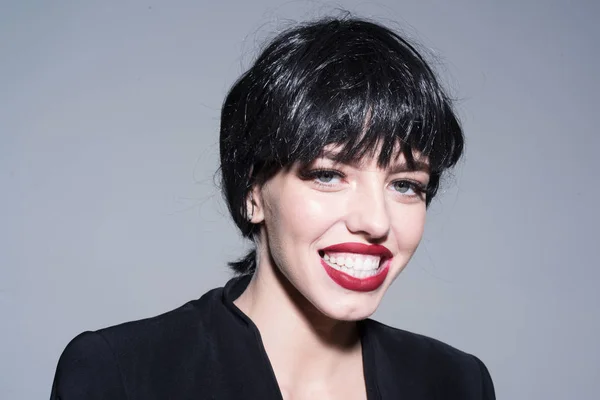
left=272, top=190, right=341, bottom=240
left=262, top=186, right=342, bottom=276
left=390, top=205, right=427, bottom=250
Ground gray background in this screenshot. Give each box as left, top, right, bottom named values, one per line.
left=1, top=0, right=598, bottom=398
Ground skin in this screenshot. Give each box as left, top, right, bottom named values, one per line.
left=234, top=146, right=430, bottom=400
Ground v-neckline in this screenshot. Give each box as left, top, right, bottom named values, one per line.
left=222, top=276, right=382, bottom=400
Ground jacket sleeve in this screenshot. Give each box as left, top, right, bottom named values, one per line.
left=50, top=331, right=128, bottom=400
left=473, top=355, right=496, bottom=400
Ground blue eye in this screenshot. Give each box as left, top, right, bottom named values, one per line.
left=392, top=180, right=425, bottom=196
left=300, top=169, right=344, bottom=186
left=315, top=170, right=339, bottom=183
left=393, top=181, right=413, bottom=194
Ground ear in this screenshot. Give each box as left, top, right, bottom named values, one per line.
left=246, top=185, right=265, bottom=224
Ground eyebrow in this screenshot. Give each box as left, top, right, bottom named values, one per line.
left=388, top=160, right=430, bottom=174
left=319, top=150, right=431, bottom=174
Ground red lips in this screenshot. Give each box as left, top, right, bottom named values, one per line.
left=320, top=242, right=393, bottom=292
left=321, top=243, right=393, bottom=258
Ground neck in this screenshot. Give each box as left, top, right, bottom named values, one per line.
left=233, top=252, right=362, bottom=385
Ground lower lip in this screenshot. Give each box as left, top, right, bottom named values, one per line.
left=321, top=259, right=389, bottom=292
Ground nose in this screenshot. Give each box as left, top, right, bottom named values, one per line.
left=345, top=180, right=391, bottom=240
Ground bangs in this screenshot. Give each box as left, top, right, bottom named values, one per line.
left=219, top=17, right=465, bottom=272
left=250, top=18, right=463, bottom=176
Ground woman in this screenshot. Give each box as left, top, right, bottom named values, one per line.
left=51, top=17, right=495, bottom=399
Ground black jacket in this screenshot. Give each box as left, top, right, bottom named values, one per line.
left=51, top=276, right=495, bottom=399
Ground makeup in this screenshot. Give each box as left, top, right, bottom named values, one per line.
left=319, top=243, right=392, bottom=292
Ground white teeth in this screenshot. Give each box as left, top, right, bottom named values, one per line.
left=321, top=252, right=382, bottom=271
left=354, top=258, right=363, bottom=270
left=324, top=259, right=380, bottom=278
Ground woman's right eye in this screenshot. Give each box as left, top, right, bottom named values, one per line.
left=302, top=169, right=344, bottom=186
left=314, top=170, right=340, bottom=183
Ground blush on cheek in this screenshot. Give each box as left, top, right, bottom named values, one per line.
left=285, top=191, right=341, bottom=228
left=392, top=208, right=426, bottom=251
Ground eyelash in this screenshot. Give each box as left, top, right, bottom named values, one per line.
left=302, top=168, right=427, bottom=198
left=302, top=168, right=344, bottom=186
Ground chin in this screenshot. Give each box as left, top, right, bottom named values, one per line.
left=311, top=265, right=400, bottom=322
left=311, top=290, right=385, bottom=322
left=320, top=304, right=379, bottom=322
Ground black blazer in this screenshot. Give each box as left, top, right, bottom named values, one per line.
left=51, top=276, right=495, bottom=399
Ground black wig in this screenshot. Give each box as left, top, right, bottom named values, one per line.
left=219, top=17, right=464, bottom=274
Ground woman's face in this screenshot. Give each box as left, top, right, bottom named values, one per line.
left=251, top=146, right=429, bottom=321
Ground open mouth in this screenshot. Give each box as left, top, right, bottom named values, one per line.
left=318, top=250, right=385, bottom=279
left=317, top=243, right=393, bottom=292
left=319, top=242, right=393, bottom=292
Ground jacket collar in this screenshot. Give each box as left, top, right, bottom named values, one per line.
left=217, top=275, right=388, bottom=399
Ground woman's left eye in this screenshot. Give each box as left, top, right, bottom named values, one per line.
left=391, top=180, right=425, bottom=196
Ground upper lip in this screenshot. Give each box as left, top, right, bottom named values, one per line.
left=320, top=242, right=393, bottom=259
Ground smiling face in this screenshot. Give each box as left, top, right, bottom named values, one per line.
left=249, top=146, right=429, bottom=321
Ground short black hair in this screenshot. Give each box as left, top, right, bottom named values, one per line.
left=219, top=16, right=464, bottom=274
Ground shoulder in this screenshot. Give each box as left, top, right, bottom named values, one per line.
left=364, top=318, right=476, bottom=364
left=51, top=331, right=127, bottom=399
left=51, top=288, right=222, bottom=399
left=97, top=290, right=217, bottom=354
left=88, top=287, right=222, bottom=362
left=362, top=319, right=495, bottom=399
